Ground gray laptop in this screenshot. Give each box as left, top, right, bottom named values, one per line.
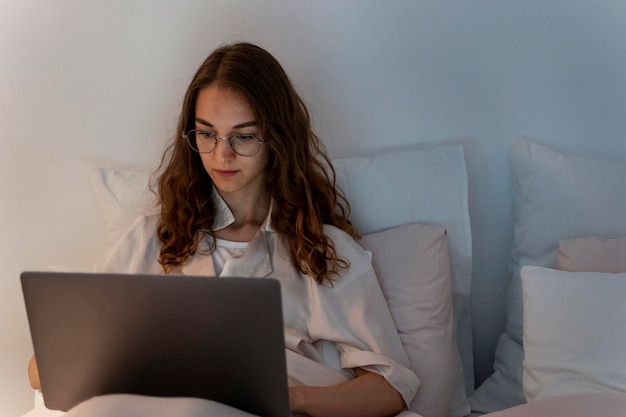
left=21, top=271, right=290, bottom=417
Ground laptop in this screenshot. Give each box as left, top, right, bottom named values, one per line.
left=21, top=271, right=290, bottom=417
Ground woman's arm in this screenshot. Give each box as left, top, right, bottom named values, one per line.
left=289, top=368, right=405, bottom=417
left=28, top=355, right=41, bottom=390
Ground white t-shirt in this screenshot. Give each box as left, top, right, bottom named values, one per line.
left=210, top=238, right=248, bottom=276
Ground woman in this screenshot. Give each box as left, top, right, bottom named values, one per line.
left=30, top=42, right=419, bottom=417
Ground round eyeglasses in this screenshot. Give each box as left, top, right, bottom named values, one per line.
left=183, top=130, right=265, bottom=157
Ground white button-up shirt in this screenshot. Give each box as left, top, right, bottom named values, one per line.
left=94, top=193, right=420, bottom=407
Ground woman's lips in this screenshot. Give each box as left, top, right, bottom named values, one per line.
left=214, top=169, right=238, bottom=178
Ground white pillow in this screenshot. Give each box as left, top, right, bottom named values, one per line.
left=360, top=223, right=455, bottom=417
left=333, top=146, right=473, bottom=417
left=86, top=165, right=158, bottom=243
left=87, top=145, right=473, bottom=417
left=521, top=266, right=626, bottom=402
left=470, top=137, right=626, bottom=413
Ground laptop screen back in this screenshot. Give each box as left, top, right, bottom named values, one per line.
left=21, top=271, right=289, bottom=417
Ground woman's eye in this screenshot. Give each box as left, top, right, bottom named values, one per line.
left=198, top=131, right=217, bottom=138
left=234, top=134, right=254, bottom=141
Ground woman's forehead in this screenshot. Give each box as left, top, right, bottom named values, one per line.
left=195, top=86, right=256, bottom=127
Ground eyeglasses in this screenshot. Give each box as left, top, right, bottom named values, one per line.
left=183, top=130, right=265, bottom=157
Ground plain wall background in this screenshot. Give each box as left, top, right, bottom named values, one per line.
left=2, top=1, right=626, bottom=415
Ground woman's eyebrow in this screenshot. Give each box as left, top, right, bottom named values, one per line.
left=194, top=117, right=257, bottom=129
left=233, top=121, right=258, bottom=129
left=195, top=117, right=213, bottom=127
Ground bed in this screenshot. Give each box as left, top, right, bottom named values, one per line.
left=21, top=137, right=626, bottom=417
left=469, top=137, right=626, bottom=417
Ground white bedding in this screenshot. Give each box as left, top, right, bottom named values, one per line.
left=23, top=399, right=421, bottom=417
left=26, top=393, right=626, bottom=417
left=21, top=350, right=423, bottom=417
left=482, top=393, right=626, bottom=417
left=23, top=396, right=259, bottom=417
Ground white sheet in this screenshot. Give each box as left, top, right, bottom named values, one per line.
left=20, top=349, right=423, bottom=417
left=482, top=393, right=626, bottom=417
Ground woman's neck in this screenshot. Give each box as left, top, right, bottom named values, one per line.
left=216, top=190, right=270, bottom=242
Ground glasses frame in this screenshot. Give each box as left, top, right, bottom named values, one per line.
left=183, top=129, right=265, bottom=157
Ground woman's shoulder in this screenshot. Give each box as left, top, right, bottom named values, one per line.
left=301, top=225, right=382, bottom=301
left=323, top=223, right=352, bottom=238
left=95, top=211, right=163, bottom=273
left=128, top=210, right=161, bottom=230
left=322, top=224, right=372, bottom=277
left=107, top=211, right=161, bottom=245
left=122, top=211, right=163, bottom=249
left=323, top=224, right=362, bottom=251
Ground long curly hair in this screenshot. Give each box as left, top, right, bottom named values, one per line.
left=155, top=42, right=358, bottom=284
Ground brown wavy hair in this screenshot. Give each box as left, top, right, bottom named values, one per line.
left=155, top=42, right=358, bottom=284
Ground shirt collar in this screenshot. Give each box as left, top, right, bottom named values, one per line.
left=211, top=186, right=276, bottom=233
left=181, top=187, right=275, bottom=278
left=211, top=187, right=236, bottom=231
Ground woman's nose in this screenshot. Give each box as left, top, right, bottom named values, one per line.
left=213, top=137, right=236, bottom=161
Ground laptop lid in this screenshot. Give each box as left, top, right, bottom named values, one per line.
left=21, top=271, right=290, bottom=417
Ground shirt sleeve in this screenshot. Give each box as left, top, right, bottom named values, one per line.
left=306, top=226, right=420, bottom=408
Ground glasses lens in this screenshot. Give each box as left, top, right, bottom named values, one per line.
left=231, top=134, right=262, bottom=156
left=186, top=131, right=216, bottom=154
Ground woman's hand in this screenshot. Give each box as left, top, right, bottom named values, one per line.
left=28, top=355, right=41, bottom=390
left=288, top=368, right=404, bottom=417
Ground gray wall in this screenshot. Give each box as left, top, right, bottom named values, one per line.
left=2, top=1, right=626, bottom=415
